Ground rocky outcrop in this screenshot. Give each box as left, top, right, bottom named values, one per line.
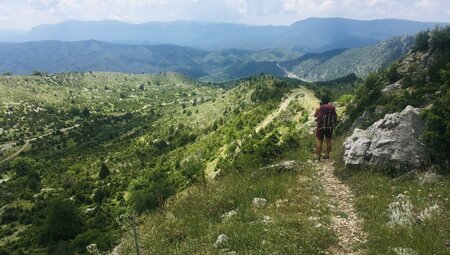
left=343, top=106, right=428, bottom=169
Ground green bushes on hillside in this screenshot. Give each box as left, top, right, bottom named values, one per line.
left=128, top=171, right=175, bottom=214
left=423, top=89, right=450, bottom=167
left=40, top=198, right=83, bottom=243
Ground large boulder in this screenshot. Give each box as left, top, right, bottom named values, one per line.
left=343, top=106, right=428, bottom=169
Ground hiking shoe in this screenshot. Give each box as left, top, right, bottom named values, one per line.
left=322, top=155, right=330, bottom=160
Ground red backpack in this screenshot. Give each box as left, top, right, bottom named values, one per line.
left=317, top=104, right=337, bottom=130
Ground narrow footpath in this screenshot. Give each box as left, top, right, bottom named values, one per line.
left=314, top=160, right=367, bottom=255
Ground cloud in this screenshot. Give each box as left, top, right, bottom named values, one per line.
left=0, top=0, right=449, bottom=30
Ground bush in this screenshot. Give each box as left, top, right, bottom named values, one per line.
left=128, top=172, right=175, bottom=214
left=422, top=89, right=450, bottom=167
left=429, top=26, right=450, bottom=52
left=11, top=158, right=38, bottom=177
left=99, top=163, right=110, bottom=180
left=412, top=30, right=430, bottom=52
left=71, top=229, right=116, bottom=254
left=180, top=155, right=205, bottom=186
left=40, top=198, right=83, bottom=243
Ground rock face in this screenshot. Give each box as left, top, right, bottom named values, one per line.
left=344, top=106, right=428, bottom=169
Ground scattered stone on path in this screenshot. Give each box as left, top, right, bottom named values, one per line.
left=314, top=161, right=367, bottom=255
left=275, top=198, right=288, bottom=207
left=221, top=209, right=238, bottom=221
left=393, top=247, right=418, bottom=255
left=252, top=197, right=267, bottom=208
left=260, top=160, right=299, bottom=172
left=418, top=204, right=441, bottom=222
left=387, top=194, right=415, bottom=227
left=262, top=215, right=272, bottom=224
left=214, top=234, right=228, bottom=248
left=417, top=171, right=442, bottom=185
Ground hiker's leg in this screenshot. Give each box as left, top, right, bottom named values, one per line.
left=316, top=138, right=323, bottom=159
left=315, top=128, right=324, bottom=160
left=326, top=138, right=332, bottom=157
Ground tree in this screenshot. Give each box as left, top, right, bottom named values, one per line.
left=180, top=155, right=205, bottom=186
left=128, top=172, right=175, bottom=214
left=81, top=107, right=90, bottom=118
left=99, top=163, right=111, bottom=180
left=12, top=157, right=37, bottom=177
left=40, top=198, right=83, bottom=243
left=412, top=30, right=430, bottom=52
left=423, top=88, right=450, bottom=167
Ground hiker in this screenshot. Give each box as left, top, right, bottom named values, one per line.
left=314, top=95, right=337, bottom=161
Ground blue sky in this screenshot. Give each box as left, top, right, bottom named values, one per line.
left=0, top=0, right=449, bottom=30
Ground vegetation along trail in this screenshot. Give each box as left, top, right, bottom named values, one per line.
left=256, top=86, right=317, bottom=133
left=206, top=86, right=317, bottom=180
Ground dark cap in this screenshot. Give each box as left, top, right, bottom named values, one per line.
left=321, top=95, right=330, bottom=104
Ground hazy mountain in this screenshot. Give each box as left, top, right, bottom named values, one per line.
left=0, top=18, right=444, bottom=50
left=0, top=35, right=412, bottom=81
left=0, top=40, right=301, bottom=78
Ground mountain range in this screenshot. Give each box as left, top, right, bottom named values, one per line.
left=0, top=18, right=445, bottom=50
left=0, top=36, right=413, bottom=82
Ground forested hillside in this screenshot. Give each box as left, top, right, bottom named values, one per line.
left=0, top=72, right=305, bottom=254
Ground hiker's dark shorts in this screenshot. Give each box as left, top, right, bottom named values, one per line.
left=316, top=127, right=333, bottom=140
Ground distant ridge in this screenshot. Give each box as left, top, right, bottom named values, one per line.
left=0, top=17, right=445, bottom=50
left=0, top=36, right=413, bottom=82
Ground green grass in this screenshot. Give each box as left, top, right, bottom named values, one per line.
left=332, top=136, right=450, bottom=255
left=120, top=147, right=337, bottom=254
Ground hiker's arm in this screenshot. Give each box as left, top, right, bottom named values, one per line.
left=314, top=108, right=320, bottom=117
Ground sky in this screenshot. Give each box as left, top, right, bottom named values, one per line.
left=0, top=0, right=449, bottom=30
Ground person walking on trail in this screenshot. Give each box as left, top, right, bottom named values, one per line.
left=314, top=95, right=337, bottom=161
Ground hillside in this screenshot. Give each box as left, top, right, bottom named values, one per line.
left=0, top=72, right=309, bottom=254
left=0, top=36, right=411, bottom=82
left=0, top=27, right=448, bottom=255
left=281, top=36, right=413, bottom=81
left=0, top=18, right=444, bottom=50
left=0, top=40, right=302, bottom=79
left=116, top=27, right=449, bottom=255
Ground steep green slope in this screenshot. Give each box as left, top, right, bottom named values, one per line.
left=0, top=73, right=303, bottom=254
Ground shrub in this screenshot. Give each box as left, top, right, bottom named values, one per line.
left=99, top=163, right=110, bottom=180
left=40, top=198, right=83, bottom=243
left=180, top=155, right=205, bottom=186
left=412, top=30, right=430, bottom=52
left=422, top=89, right=450, bottom=167
left=11, top=157, right=39, bottom=177
left=128, top=172, right=175, bottom=214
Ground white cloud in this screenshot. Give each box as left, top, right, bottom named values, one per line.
left=0, top=0, right=449, bottom=30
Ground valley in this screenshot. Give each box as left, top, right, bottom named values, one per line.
left=0, top=17, right=448, bottom=255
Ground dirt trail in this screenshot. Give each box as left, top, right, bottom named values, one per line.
left=255, top=86, right=317, bottom=133
left=314, top=160, right=367, bottom=255
left=0, top=124, right=80, bottom=164
left=0, top=140, right=30, bottom=164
